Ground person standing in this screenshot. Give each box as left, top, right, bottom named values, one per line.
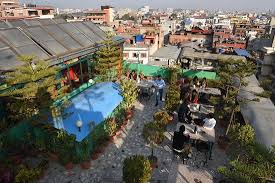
left=154, top=75, right=166, bottom=106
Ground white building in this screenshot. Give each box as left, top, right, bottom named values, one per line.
left=123, top=44, right=150, bottom=64
left=138, top=5, right=149, bottom=15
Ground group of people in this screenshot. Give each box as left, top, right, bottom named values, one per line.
left=180, top=76, right=208, bottom=105
left=126, top=70, right=147, bottom=81
left=173, top=76, right=216, bottom=160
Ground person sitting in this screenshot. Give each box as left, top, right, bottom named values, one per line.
left=188, top=89, right=199, bottom=104
left=178, top=100, right=191, bottom=123
left=194, top=113, right=216, bottom=130
left=130, top=70, right=137, bottom=80
left=172, top=125, right=191, bottom=151
left=180, top=79, right=190, bottom=100
left=201, top=77, right=207, bottom=89
left=190, top=76, right=200, bottom=89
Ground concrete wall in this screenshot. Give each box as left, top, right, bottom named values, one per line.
left=123, top=47, right=149, bottom=64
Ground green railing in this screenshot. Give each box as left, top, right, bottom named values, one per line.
left=123, top=62, right=217, bottom=80
left=53, top=81, right=96, bottom=107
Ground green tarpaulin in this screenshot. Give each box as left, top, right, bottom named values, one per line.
left=124, top=62, right=217, bottom=80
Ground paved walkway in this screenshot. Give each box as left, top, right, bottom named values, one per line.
left=39, top=94, right=228, bottom=183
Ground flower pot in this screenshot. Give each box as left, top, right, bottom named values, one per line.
left=48, top=153, right=59, bottom=161
left=91, top=153, right=100, bottom=160
left=81, top=161, right=91, bottom=169
left=168, top=115, right=174, bottom=123
left=109, top=135, right=116, bottom=143
left=115, top=130, right=121, bottom=136
left=148, top=155, right=158, bottom=169
left=150, top=162, right=158, bottom=169
left=65, top=162, right=73, bottom=170
left=125, top=109, right=133, bottom=120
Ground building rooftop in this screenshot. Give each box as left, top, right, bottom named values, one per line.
left=0, top=19, right=111, bottom=71
left=239, top=75, right=275, bottom=147
left=151, top=45, right=181, bottom=60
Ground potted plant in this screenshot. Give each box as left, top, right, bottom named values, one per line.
left=142, top=122, right=165, bottom=168
left=123, top=155, right=152, bottom=183
left=15, top=166, right=41, bottom=183
left=153, top=110, right=173, bottom=127
left=120, top=80, right=138, bottom=120
left=80, top=140, right=91, bottom=169
left=105, top=117, right=117, bottom=142
left=165, top=68, right=180, bottom=114
left=59, top=152, right=73, bottom=170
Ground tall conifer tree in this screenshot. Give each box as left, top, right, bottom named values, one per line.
left=94, top=33, right=122, bottom=81
left=1, top=55, right=67, bottom=121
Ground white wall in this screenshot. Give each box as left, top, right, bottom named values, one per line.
left=123, top=47, right=150, bottom=64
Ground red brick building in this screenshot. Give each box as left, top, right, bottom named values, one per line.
left=169, top=29, right=213, bottom=47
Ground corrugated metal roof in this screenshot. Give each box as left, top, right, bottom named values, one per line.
left=0, top=19, right=113, bottom=71
left=151, top=45, right=181, bottom=60
left=0, top=38, right=23, bottom=71
left=0, top=21, right=10, bottom=29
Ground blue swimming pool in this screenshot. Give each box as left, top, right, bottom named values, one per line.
left=53, top=82, right=123, bottom=142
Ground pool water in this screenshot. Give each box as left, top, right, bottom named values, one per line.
left=53, top=82, right=123, bottom=142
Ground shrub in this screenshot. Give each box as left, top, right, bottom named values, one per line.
left=153, top=110, right=171, bottom=126
left=165, top=85, right=180, bottom=113
left=123, top=155, right=152, bottom=183
left=218, top=159, right=273, bottom=183
left=255, top=90, right=272, bottom=98
left=15, top=167, right=41, bottom=183
left=120, top=79, right=138, bottom=109
left=228, top=124, right=254, bottom=147
left=105, top=117, right=117, bottom=136
left=142, top=122, right=165, bottom=145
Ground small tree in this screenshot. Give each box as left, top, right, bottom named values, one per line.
left=1, top=55, right=67, bottom=121
left=218, top=124, right=275, bottom=183
left=120, top=79, right=138, bottom=110
left=165, top=68, right=180, bottom=113
left=142, top=122, right=165, bottom=164
left=213, top=59, right=256, bottom=134
left=123, top=155, right=152, bottom=183
left=94, top=33, right=122, bottom=81
left=153, top=110, right=171, bottom=126
left=228, top=124, right=255, bottom=147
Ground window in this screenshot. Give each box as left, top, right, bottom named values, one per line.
left=133, top=53, right=138, bottom=58
left=123, top=53, right=129, bottom=58
left=141, top=53, right=147, bottom=58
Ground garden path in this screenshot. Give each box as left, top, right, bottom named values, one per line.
left=39, top=93, right=228, bottom=183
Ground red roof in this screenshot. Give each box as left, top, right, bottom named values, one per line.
left=191, top=29, right=213, bottom=34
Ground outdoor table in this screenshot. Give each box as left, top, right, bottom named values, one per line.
left=176, top=123, right=215, bottom=143
left=188, top=103, right=215, bottom=114
left=198, top=87, right=221, bottom=96
left=176, top=123, right=215, bottom=160
left=137, top=80, right=154, bottom=89
left=137, top=80, right=155, bottom=99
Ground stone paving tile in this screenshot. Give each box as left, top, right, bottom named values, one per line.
left=39, top=91, right=227, bottom=183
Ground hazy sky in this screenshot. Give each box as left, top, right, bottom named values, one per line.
left=23, top=0, right=275, bottom=10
